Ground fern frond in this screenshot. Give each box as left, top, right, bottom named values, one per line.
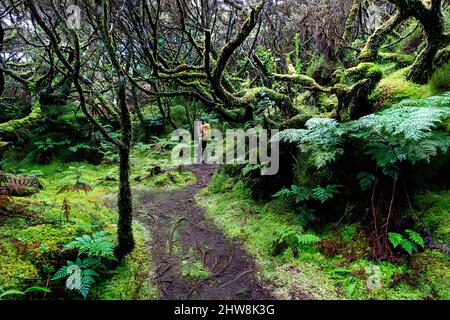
left=399, top=239, right=418, bottom=255
left=52, top=266, right=69, bottom=280
left=312, top=185, right=341, bottom=203
left=296, top=234, right=320, bottom=245
left=64, top=231, right=115, bottom=260
left=405, top=230, right=424, bottom=248
left=277, top=119, right=344, bottom=168
left=273, top=187, right=293, bottom=198
left=388, top=232, right=403, bottom=248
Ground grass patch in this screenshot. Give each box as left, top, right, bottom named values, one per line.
left=91, top=223, right=159, bottom=300
left=414, top=190, right=450, bottom=243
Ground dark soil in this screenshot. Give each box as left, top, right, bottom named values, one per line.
left=135, top=164, right=273, bottom=300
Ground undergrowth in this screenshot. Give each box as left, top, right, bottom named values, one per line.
left=199, top=172, right=450, bottom=300
left=0, top=146, right=186, bottom=299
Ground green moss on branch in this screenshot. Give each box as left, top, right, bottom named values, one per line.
left=0, top=84, right=42, bottom=136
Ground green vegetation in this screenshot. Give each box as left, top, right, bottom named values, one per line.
left=0, top=147, right=189, bottom=299
left=372, top=67, right=435, bottom=110
left=200, top=173, right=450, bottom=300
left=1, top=0, right=449, bottom=303
left=181, top=259, right=211, bottom=282
left=430, top=62, right=450, bottom=92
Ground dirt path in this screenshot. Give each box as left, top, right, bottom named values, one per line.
left=135, top=164, right=273, bottom=300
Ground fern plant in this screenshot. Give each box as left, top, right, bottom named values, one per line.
left=278, top=95, right=450, bottom=174
left=53, top=230, right=115, bottom=298
left=357, top=172, right=377, bottom=191
left=312, top=185, right=342, bottom=203
left=52, top=257, right=102, bottom=299
left=293, top=205, right=316, bottom=226
left=349, top=104, right=450, bottom=176
left=272, top=226, right=320, bottom=257
left=276, top=93, right=450, bottom=258
left=274, top=185, right=311, bottom=203
left=274, top=184, right=341, bottom=204
left=388, top=229, right=424, bottom=255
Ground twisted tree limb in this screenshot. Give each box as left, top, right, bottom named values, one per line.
left=354, top=0, right=449, bottom=83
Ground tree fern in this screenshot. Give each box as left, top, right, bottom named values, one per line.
left=279, top=94, right=450, bottom=174
left=394, top=92, right=450, bottom=109
left=350, top=104, right=450, bottom=173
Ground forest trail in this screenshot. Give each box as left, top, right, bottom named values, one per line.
left=135, top=164, right=273, bottom=300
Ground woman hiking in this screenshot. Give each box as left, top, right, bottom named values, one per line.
left=199, top=117, right=211, bottom=163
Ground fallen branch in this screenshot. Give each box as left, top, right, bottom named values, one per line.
left=169, top=217, right=186, bottom=256
left=186, top=250, right=235, bottom=298
left=218, top=269, right=254, bottom=289
left=154, top=263, right=173, bottom=280
left=195, top=240, right=206, bottom=265
left=215, top=250, right=234, bottom=275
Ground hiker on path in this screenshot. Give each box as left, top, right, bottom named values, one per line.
left=199, top=117, right=211, bottom=163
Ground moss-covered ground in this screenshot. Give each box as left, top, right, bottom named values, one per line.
left=0, top=146, right=195, bottom=300
left=371, top=65, right=436, bottom=111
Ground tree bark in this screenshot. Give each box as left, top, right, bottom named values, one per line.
left=405, top=0, right=446, bottom=83
left=0, top=20, right=4, bottom=97
left=115, top=145, right=135, bottom=261
left=96, top=0, right=135, bottom=260
left=115, top=74, right=135, bottom=261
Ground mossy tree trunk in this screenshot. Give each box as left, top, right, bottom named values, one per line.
left=96, top=0, right=135, bottom=260
left=0, top=20, right=4, bottom=97
left=358, top=11, right=406, bottom=62
left=115, top=89, right=135, bottom=260
left=40, top=0, right=137, bottom=261
left=405, top=0, right=446, bottom=83
left=357, top=0, right=448, bottom=83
